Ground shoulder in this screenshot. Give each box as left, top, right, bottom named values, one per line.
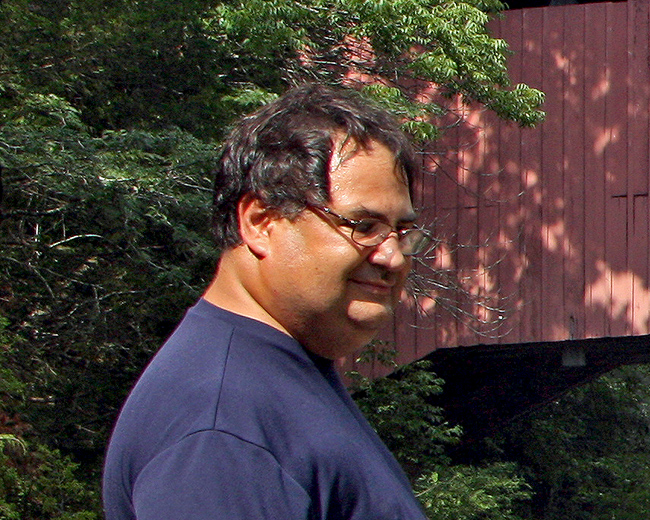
left=131, top=430, right=312, bottom=520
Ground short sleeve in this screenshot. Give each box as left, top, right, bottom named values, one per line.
left=132, top=430, right=311, bottom=520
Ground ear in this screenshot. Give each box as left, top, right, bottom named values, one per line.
left=237, top=194, right=277, bottom=258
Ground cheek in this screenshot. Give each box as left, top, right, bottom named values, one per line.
left=304, top=239, right=363, bottom=279
left=277, top=220, right=366, bottom=296
left=277, top=243, right=346, bottom=295
left=309, top=256, right=355, bottom=296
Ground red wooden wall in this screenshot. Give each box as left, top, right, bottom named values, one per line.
left=342, top=0, right=650, bottom=377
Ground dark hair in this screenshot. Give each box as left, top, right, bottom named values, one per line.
left=212, top=83, right=419, bottom=248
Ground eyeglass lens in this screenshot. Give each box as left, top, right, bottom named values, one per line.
left=351, top=222, right=429, bottom=255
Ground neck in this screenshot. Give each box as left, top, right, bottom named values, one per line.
left=203, top=247, right=292, bottom=337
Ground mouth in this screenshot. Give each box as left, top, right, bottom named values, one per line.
left=349, top=279, right=395, bottom=297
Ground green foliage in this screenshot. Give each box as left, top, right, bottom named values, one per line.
left=340, top=0, right=545, bottom=126
left=0, top=0, right=546, bottom=514
left=417, top=463, right=532, bottom=520
left=354, top=359, right=461, bottom=476
left=0, top=0, right=543, bottom=140
left=0, top=0, right=545, bottom=455
left=0, top=318, right=24, bottom=398
left=352, top=354, right=532, bottom=520
left=0, top=437, right=99, bottom=519
left=1, top=87, right=219, bottom=453
left=497, top=366, right=650, bottom=520
left=353, top=346, right=650, bottom=520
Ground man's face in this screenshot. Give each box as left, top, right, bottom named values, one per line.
left=257, top=139, right=416, bottom=360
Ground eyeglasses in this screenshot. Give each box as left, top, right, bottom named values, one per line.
left=309, top=205, right=431, bottom=256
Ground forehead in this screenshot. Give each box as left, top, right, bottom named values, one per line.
left=328, top=139, right=414, bottom=217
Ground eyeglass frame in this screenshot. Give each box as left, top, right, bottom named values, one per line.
left=306, top=204, right=431, bottom=256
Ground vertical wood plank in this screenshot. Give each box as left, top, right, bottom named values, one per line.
left=519, top=7, right=545, bottom=344
left=495, top=9, right=524, bottom=344
left=583, top=3, right=608, bottom=339
left=627, top=0, right=650, bottom=334
left=563, top=4, right=586, bottom=339
left=477, top=114, right=501, bottom=343
left=605, top=1, right=630, bottom=337
left=456, top=97, right=483, bottom=345
left=541, top=6, right=566, bottom=341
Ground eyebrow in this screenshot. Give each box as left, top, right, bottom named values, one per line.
left=348, top=206, right=418, bottom=226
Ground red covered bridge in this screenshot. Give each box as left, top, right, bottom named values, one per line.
left=343, top=0, right=650, bottom=442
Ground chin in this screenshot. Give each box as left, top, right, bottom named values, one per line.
left=348, top=300, right=394, bottom=328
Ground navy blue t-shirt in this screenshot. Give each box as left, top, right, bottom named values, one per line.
left=103, top=299, right=427, bottom=519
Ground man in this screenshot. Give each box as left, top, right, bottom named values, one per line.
left=103, top=83, right=431, bottom=519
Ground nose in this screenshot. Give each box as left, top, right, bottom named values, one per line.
left=367, top=233, right=410, bottom=271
